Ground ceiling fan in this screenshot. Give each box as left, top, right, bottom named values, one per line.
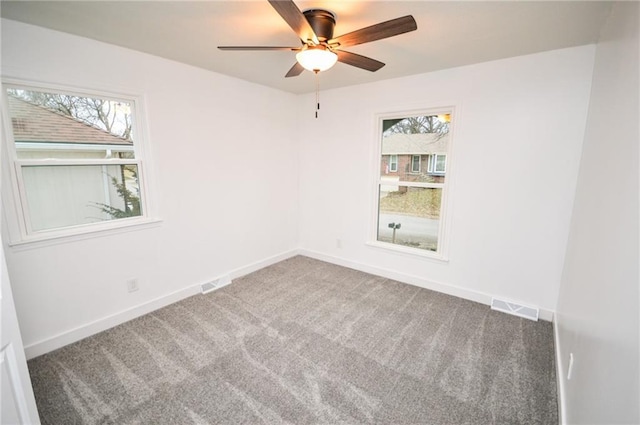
left=218, top=0, right=418, bottom=77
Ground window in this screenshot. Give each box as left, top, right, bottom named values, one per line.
left=389, top=155, right=398, bottom=172
left=427, top=154, right=447, bottom=174
left=2, top=82, right=154, bottom=242
left=411, top=155, right=421, bottom=173
left=435, top=154, right=446, bottom=173
left=375, top=111, right=453, bottom=255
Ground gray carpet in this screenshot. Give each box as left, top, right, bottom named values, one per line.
left=28, top=256, right=557, bottom=424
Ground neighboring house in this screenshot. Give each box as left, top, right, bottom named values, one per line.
left=7, top=94, right=133, bottom=159
left=6, top=95, right=137, bottom=231
left=380, top=132, right=449, bottom=184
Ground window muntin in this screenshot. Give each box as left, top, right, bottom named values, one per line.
left=376, top=112, right=452, bottom=254
left=3, top=84, right=149, bottom=239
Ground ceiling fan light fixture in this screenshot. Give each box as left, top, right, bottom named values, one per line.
left=296, top=45, right=338, bottom=72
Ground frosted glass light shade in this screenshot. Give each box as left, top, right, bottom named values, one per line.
left=296, top=46, right=338, bottom=72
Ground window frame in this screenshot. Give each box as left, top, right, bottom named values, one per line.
left=427, top=153, right=447, bottom=175
left=435, top=154, right=447, bottom=173
left=369, top=106, right=456, bottom=260
left=411, top=154, right=421, bottom=173
left=389, top=154, right=398, bottom=172
left=1, top=79, right=159, bottom=246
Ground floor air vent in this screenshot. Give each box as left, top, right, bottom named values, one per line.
left=491, top=297, right=539, bottom=321
left=201, top=275, right=232, bottom=295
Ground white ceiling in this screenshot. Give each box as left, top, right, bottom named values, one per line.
left=1, top=1, right=612, bottom=94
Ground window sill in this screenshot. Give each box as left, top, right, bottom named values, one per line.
left=7, top=217, right=163, bottom=251
left=366, top=240, right=449, bottom=263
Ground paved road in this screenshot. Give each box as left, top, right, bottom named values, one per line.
left=378, top=213, right=439, bottom=248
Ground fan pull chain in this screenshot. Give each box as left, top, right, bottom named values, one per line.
left=315, top=70, right=320, bottom=119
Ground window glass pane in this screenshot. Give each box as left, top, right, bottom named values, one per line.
left=377, top=186, right=441, bottom=252
left=435, top=155, right=446, bottom=173
left=22, top=164, right=141, bottom=232
left=6, top=88, right=134, bottom=159
left=411, top=155, right=421, bottom=172
left=389, top=155, right=398, bottom=172
left=381, top=115, right=449, bottom=183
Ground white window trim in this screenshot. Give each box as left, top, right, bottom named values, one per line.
left=427, top=153, right=447, bottom=175
left=1, top=78, right=160, bottom=246
left=389, top=154, right=398, bottom=172
left=370, top=106, right=456, bottom=261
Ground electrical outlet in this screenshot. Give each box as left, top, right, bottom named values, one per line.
left=126, top=278, right=139, bottom=293
left=336, top=239, right=342, bottom=249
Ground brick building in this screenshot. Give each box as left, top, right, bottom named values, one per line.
left=380, top=132, right=449, bottom=184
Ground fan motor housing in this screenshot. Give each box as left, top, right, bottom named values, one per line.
left=302, top=9, right=336, bottom=41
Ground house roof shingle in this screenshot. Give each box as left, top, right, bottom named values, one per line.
left=382, top=133, right=449, bottom=155
left=7, top=95, right=132, bottom=145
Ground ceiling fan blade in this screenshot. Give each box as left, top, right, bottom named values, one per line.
left=336, top=50, right=385, bottom=72
left=268, top=0, right=319, bottom=44
left=285, top=62, right=305, bottom=78
left=329, top=15, right=417, bottom=48
left=218, top=46, right=299, bottom=51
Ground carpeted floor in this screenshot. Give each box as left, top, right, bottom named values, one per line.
left=28, top=256, right=557, bottom=424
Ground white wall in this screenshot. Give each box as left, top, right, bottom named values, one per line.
left=0, top=17, right=608, bottom=364
left=1, top=19, right=299, bottom=357
left=298, top=45, right=596, bottom=316
left=555, top=3, right=639, bottom=424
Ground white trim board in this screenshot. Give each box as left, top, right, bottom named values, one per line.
left=25, top=247, right=554, bottom=359
left=553, top=317, right=567, bottom=425
left=24, top=249, right=299, bottom=359
left=298, top=248, right=554, bottom=322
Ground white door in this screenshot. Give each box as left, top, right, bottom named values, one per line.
left=1, top=239, right=40, bottom=424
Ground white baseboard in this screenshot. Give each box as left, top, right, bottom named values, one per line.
left=24, top=249, right=299, bottom=360
left=298, top=249, right=554, bottom=321
left=25, top=248, right=554, bottom=359
left=24, top=284, right=201, bottom=360
left=553, top=316, right=567, bottom=424
left=226, top=249, right=299, bottom=281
